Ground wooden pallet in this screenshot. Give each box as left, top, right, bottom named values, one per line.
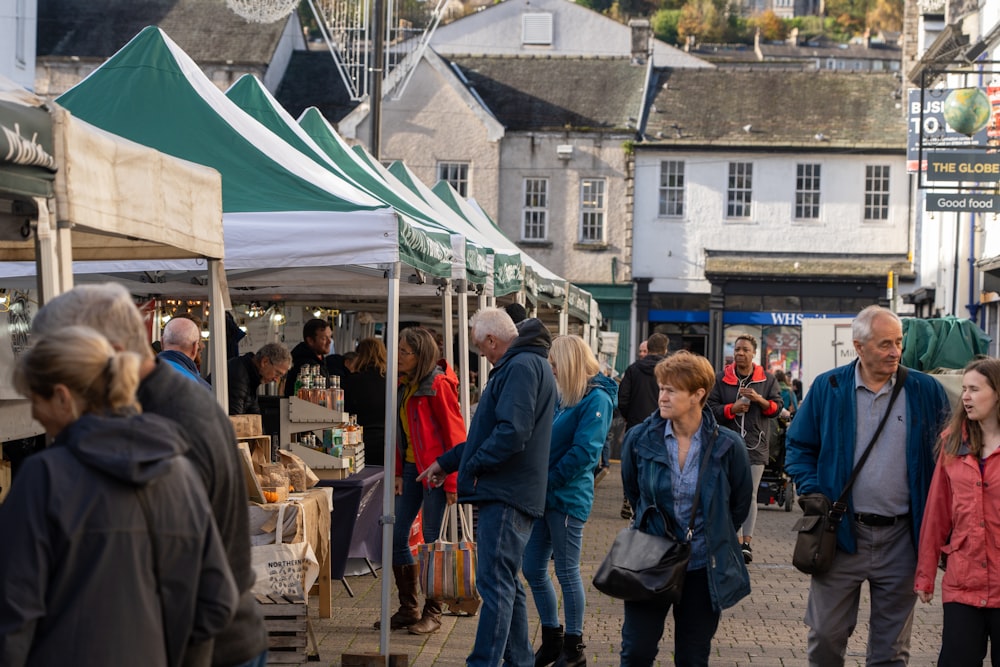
left=257, top=593, right=308, bottom=665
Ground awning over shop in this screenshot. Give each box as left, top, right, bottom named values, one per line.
left=704, top=252, right=914, bottom=281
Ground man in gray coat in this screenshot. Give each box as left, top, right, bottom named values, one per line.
left=31, top=283, right=268, bottom=667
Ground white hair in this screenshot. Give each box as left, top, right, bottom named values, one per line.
left=32, top=283, right=154, bottom=360
left=852, top=305, right=901, bottom=343
left=470, top=307, right=518, bottom=343
left=161, top=317, right=201, bottom=350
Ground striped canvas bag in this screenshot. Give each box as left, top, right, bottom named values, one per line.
left=417, top=506, right=479, bottom=602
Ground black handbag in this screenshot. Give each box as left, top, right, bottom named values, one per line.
left=593, top=442, right=713, bottom=604
left=791, top=367, right=907, bottom=575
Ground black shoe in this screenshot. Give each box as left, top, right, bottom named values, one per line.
left=620, top=498, right=633, bottom=520
left=741, top=542, right=753, bottom=564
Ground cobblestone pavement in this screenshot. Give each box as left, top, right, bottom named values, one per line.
left=306, top=466, right=974, bottom=667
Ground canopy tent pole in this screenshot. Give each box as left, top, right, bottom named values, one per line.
left=456, top=280, right=471, bottom=427
left=55, top=220, right=74, bottom=293
left=442, top=280, right=454, bottom=368
left=207, top=259, right=230, bottom=412
left=516, top=288, right=526, bottom=306
left=32, top=198, right=60, bottom=304
left=477, top=292, right=488, bottom=395
left=379, top=262, right=401, bottom=657
left=559, top=292, right=569, bottom=336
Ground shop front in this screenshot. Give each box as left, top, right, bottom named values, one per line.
left=636, top=253, right=906, bottom=377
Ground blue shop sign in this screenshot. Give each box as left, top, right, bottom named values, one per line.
left=650, top=311, right=854, bottom=325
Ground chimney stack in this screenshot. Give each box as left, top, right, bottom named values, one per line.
left=629, top=19, right=652, bottom=65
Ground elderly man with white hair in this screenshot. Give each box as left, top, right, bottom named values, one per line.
left=419, top=308, right=557, bottom=667
left=158, top=316, right=212, bottom=391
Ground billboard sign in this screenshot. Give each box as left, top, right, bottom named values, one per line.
left=907, top=88, right=1000, bottom=172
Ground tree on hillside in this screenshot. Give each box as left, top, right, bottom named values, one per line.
left=577, top=0, right=615, bottom=13
left=678, top=0, right=728, bottom=43
left=824, top=0, right=869, bottom=36
left=651, top=8, right=682, bottom=44
left=868, top=0, right=903, bottom=33
left=750, top=10, right=786, bottom=41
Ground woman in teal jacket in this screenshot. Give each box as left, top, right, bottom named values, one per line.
left=619, top=351, right=752, bottom=667
left=522, top=335, right=617, bottom=667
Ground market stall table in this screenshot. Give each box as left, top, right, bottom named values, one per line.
left=249, top=486, right=334, bottom=618
left=316, top=465, right=385, bottom=596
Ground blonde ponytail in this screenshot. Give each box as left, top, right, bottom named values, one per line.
left=14, top=325, right=141, bottom=415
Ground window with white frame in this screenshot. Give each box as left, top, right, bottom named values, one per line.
left=522, top=178, right=548, bottom=240
left=580, top=179, right=606, bottom=242
left=864, top=165, right=890, bottom=221
left=659, top=160, right=685, bottom=217
left=795, top=164, right=821, bottom=220
left=437, top=162, right=470, bottom=197
left=726, top=162, right=753, bottom=219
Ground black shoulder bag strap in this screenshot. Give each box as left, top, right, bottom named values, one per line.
left=682, top=432, right=717, bottom=541
left=829, top=365, right=908, bottom=523
left=648, top=431, right=716, bottom=542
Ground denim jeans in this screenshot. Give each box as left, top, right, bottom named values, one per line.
left=392, top=461, right=448, bottom=566
left=620, top=568, right=720, bottom=667
left=469, top=502, right=535, bottom=667
left=522, top=510, right=586, bottom=635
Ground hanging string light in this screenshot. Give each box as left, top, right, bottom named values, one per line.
left=225, top=0, right=301, bottom=24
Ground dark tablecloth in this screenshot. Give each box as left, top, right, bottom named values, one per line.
left=317, top=465, right=385, bottom=580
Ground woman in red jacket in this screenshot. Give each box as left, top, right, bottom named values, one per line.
left=380, top=327, right=466, bottom=635
left=915, top=357, right=1000, bottom=666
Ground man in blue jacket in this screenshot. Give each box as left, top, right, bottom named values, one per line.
left=785, top=305, right=950, bottom=666
left=420, top=308, right=557, bottom=667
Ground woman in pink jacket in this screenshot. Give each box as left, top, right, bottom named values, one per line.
left=915, top=357, right=1000, bottom=666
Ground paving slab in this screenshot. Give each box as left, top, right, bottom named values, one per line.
left=304, top=466, right=980, bottom=666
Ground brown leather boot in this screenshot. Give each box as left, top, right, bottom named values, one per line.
left=407, top=598, right=443, bottom=635
left=374, top=563, right=422, bottom=629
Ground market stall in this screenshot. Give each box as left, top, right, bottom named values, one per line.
left=0, top=74, right=226, bottom=448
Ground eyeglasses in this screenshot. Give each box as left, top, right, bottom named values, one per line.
left=398, top=349, right=417, bottom=356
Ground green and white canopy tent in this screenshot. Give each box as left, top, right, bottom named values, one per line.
left=0, top=74, right=227, bottom=434
left=54, top=26, right=454, bottom=282
left=223, top=75, right=489, bottom=289
left=430, top=179, right=596, bottom=326
left=379, top=156, right=524, bottom=299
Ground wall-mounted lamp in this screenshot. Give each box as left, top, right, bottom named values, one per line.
left=556, top=144, right=573, bottom=160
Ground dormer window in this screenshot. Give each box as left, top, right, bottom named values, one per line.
left=522, top=13, right=553, bottom=45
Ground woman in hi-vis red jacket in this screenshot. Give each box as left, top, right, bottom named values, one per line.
left=378, top=327, right=466, bottom=636
left=915, top=357, right=1000, bottom=667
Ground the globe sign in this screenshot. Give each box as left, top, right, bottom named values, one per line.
left=942, top=87, right=992, bottom=137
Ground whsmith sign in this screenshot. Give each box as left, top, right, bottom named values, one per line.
left=926, top=193, right=1000, bottom=212
left=925, top=152, right=1000, bottom=182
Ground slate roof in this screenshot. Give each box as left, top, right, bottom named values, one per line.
left=759, top=41, right=902, bottom=62
left=445, top=55, right=648, bottom=133
left=276, top=50, right=359, bottom=123
left=642, top=68, right=905, bottom=149
left=37, top=0, right=287, bottom=64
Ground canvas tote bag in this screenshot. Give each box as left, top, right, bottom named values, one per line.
left=251, top=502, right=320, bottom=598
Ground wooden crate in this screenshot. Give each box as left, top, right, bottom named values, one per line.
left=231, top=414, right=263, bottom=438
left=257, top=593, right=308, bottom=665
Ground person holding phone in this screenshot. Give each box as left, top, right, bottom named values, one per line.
left=707, top=334, right=782, bottom=564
